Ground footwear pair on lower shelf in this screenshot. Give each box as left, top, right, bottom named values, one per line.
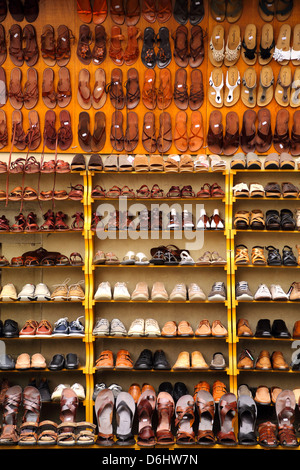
left=0, top=316, right=84, bottom=338
left=236, top=280, right=300, bottom=301
left=235, top=244, right=300, bottom=266
left=0, top=280, right=85, bottom=302
left=0, top=352, right=79, bottom=371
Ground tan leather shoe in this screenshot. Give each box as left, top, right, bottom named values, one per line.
left=271, top=350, right=289, bottom=370
left=237, top=318, right=253, bottom=336
left=254, top=385, right=271, bottom=405
left=31, top=353, right=47, bottom=369
left=115, top=349, right=133, bottom=369
left=173, top=351, right=190, bottom=369
left=289, top=281, right=300, bottom=301
left=161, top=321, right=177, bottom=337
left=293, top=320, right=300, bottom=338
left=255, top=350, right=272, bottom=369
left=151, top=282, right=168, bottom=301
left=142, top=383, right=156, bottom=394
left=211, top=320, right=227, bottom=337
left=237, top=349, right=254, bottom=369
left=16, top=353, right=31, bottom=369
left=212, top=380, right=227, bottom=403
left=271, top=386, right=282, bottom=403
left=128, top=383, right=141, bottom=403
left=95, top=350, right=114, bottom=369
left=195, top=319, right=211, bottom=336
left=177, top=321, right=194, bottom=337
left=191, top=351, right=209, bottom=369
left=193, top=381, right=210, bottom=400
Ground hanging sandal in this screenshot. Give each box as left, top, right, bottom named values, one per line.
left=275, top=65, right=292, bottom=107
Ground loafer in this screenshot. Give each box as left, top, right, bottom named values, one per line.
left=255, top=319, right=272, bottom=337
left=210, top=352, right=226, bottom=369
left=48, top=353, right=65, bottom=371
left=65, top=353, right=79, bottom=369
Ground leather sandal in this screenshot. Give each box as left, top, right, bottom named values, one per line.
left=137, top=390, right=156, bottom=447
left=124, top=111, right=139, bottom=152
left=110, top=110, right=124, bottom=151
left=109, top=25, right=125, bottom=66
left=157, top=111, right=172, bottom=153
left=8, top=67, right=23, bottom=110
left=38, top=421, right=57, bottom=445
left=156, top=392, right=175, bottom=445
left=196, top=390, right=216, bottom=446
left=41, top=24, right=56, bottom=67
left=175, top=395, right=195, bottom=444
left=56, top=25, right=74, bottom=67
left=217, top=393, right=237, bottom=446
left=95, top=389, right=114, bottom=446
left=124, top=26, right=141, bottom=66
left=142, top=112, right=156, bottom=153
left=8, top=24, right=23, bottom=66
left=77, top=24, right=92, bottom=65
left=235, top=244, right=250, bottom=264
left=42, top=68, right=56, bottom=108
left=23, top=24, right=39, bottom=67
left=92, top=25, right=107, bottom=66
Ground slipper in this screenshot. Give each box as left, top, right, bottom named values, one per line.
left=258, top=0, right=275, bottom=22
left=174, top=111, right=188, bottom=153
left=207, top=110, right=223, bottom=154
left=124, top=111, right=139, bottom=152
left=257, top=65, right=274, bottom=106
left=92, top=68, right=106, bottom=109
left=259, top=23, right=274, bottom=65
left=256, top=108, right=272, bottom=153
left=224, top=66, right=240, bottom=107
left=91, top=111, right=106, bottom=152
left=208, top=68, right=224, bottom=108
left=77, top=68, right=91, bottom=109
left=276, top=0, right=293, bottom=21
left=240, top=109, right=256, bottom=154
left=273, top=24, right=291, bottom=65
left=115, top=392, right=136, bottom=446
left=291, top=67, right=300, bottom=107
left=95, top=389, right=114, bottom=446
left=224, top=25, right=241, bottom=67
left=135, top=252, right=150, bottom=265
left=189, top=111, right=203, bottom=153
left=208, top=25, right=225, bottom=68
left=242, top=24, right=257, bottom=66
left=223, top=111, right=240, bottom=156
left=121, top=251, right=136, bottom=265
left=275, top=65, right=292, bottom=107
left=241, top=67, right=257, bottom=107
left=273, top=108, right=290, bottom=153
left=157, top=112, right=172, bottom=154
left=291, top=23, right=300, bottom=66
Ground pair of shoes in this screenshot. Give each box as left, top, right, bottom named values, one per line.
left=110, top=0, right=141, bottom=25
left=110, top=110, right=138, bottom=152
left=128, top=318, right=160, bottom=336
left=107, top=68, right=140, bottom=110
left=141, top=26, right=171, bottom=69
left=238, top=349, right=289, bottom=370
left=109, top=25, right=141, bottom=66
left=259, top=0, right=293, bottom=22
left=51, top=317, right=85, bottom=337
left=173, top=350, right=226, bottom=370
left=50, top=280, right=85, bottom=301
left=8, top=0, right=39, bottom=22
left=71, top=153, right=103, bottom=172
left=77, top=68, right=106, bottom=110
left=77, top=0, right=108, bottom=24
left=92, top=318, right=127, bottom=336
left=173, top=25, right=204, bottom=68
left=0, top=283, right=51, bottom=302
left=173, top=0, right=204, bottom=25
left=78, top=111, right=106, bottom=152
left=41, top=24, right=74, bottom=67
left=10, top=109, right=41, bottom=150
left=9, top=24, right=38, bottom=66
left=42, top=67, right=71, bottom=109
left=254, top=319, right=291, bottom=338
left=134, top=349, right=170, bottom=369
left=95, top=349, right=133, bottom=369
left=207, top=110, right=240, bottom=155
left=48, top=353, right=79, bottom=370
left=16, top=352, right=46, bottom=370
left=174, top=110, right=204, bottom=153
left=19, top=320, right=53, bottom=337
left=43, top=109, right=72, bottom=151
left=51, top=383, right=85, bottom=401
left=235, top=281, right=288, bottom=301
left=142, top=111, right=172, bottom=153
left=210, top=0, right=243, bottom=23
left=8, top=67, right=38, bottom=110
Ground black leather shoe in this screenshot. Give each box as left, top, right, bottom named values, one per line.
left=65, top=353, right=79, bottom=369
left=190, top=0, right=205, bottom=25
left=24, top=0, right=39, bottom=23
left=48, top=353, right=65, bottom=370
left=156, top=27, right=172, bottom=69
left=255, top=319, right=272, bottom=337
left=158, top=381, right=173, bottom=396
left=153, top=349, right=171, bottom=370
left=134, top=349, right=153, bottom=369
left=0, top=354, right=15, bottom=370
left=173, top=0, right=189, bottom=24
left=3, top=319, right=19, bottom=338
left=272, top=319, right=291, bottom=338
left=173, top=381, right=189, bottom=403
left=141, top=27, right=156, bottom=68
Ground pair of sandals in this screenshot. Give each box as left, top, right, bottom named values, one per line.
left=9, top=251, right=83, bottom=267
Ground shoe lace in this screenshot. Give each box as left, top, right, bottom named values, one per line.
left=237, top=281, right=250, bottom=292
left=70, top=316, right=84, bottom=329
left=54, top=316, right=69, bottom=327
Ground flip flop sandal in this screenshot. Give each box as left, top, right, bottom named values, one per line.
left=164, top=251, right=179, bottom=265
left=92, top=112, right=106, bottom=152
left=179, top=251, right=195, bottom=265
left=226, top=0, right=243, bottom=23
left=275, top=65, right=292, bottom=107
left=110, top=110, right=124, bottom=152
left=92, top=68, right=107, bottom=109
left=124, top=111, right=139, bottom=152
left=224, top=25, right=241, bottom=67
left=241, top=67, right=257, bottom=108
left=240, top=109, right=256, bottom=154
left=92, top=185, right=106, bottom=199
left=189, top=111, right=204, bottom=152
left=256, top=108, right=272, bottom=153
left=157, top=112, right=172, bottom=153
left=273, top=24, right=291, bottom=65
left=291, top=24, right=300, bottom=66
left=77, top=68, right=91, bottom=110
left=259, top=24, right=275, bottom=65
left=181, top=185, right=195, bottom=198
left=276, top=0, right=293, bottom=21
left=42, top=68, right=57, bottom=108
left=174, top=111, right=188, bottom=153
left=242, top=24, right=257, bottom=66
left=76, top=422, right=96, bottom=446
left=106, top=185, right=122, bottom=198
left=290, top=67, right=300, bottom=107
left=70, top=252, right=84, bottom=266
left=151, top=184, right=164, bottom=198
left=209, top=25, right=225, bottom=67
left=234, top=210, right=250, bottom=229
left=207, top=110, right=223, bottom=154
left=120, top=185, right=135, bottom=198
left=166, top=185, right=181, bottom=198
left=250, top=210, right=265, bottom=229
left=55, top=66, right=71, bottom=108
left=135, top=252, right=150, bottom=265
left=223, top=111, right=240, bottom=156
left=105, top=252, right=120, bottom=265
left=197, top=183, right=211, bottom=198
left=38, top=421, right=57, bottom=446
left=258, top=0, right=275, bottom=21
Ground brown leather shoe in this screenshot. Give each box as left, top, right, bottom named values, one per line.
left=191, top=351, right=208, bottom=369
left=115, top=349, right=133, bottom=369
left=211, top=320, right=227, bottom=337
left=254, top=385, right=271, bottom=405
left=173, top=351, right=190, bottom=369
left=177, top=320, right=193, bottom=337
left=255, top=350, right=272, bottom=369
left=195, top=319, right=211, bottom=337
left=293, top=320, right=300, bottom=338
left=237, top=318, right=253, bottom=336
left=272, top=350, right=289, bottom=370
left=237, top=349, right=254, bottom=369
left=128, top=383, right=141, bottom=403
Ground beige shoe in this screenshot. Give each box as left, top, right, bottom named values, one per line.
left=51, top=279, right=69, bottom=301
left=161, top=320, right=177, bottom=337
left=68, top=281, right=85, bottom=301
left=191, top=351, right=209, bottom=369
left=170, top=283, right=186, bottom=301
left=188, top=283, right=206, bottom=301
left=211, top=320, right=228, bottom=337
left=131, top=282, right=149, bottom=301
left=254, top=385, right=271, bottom=405
left=255, top=350, right=272, bottom=369
left=172, top=351, right=190, bottom=369
left=16, top=353, right=31, bottom=369
left=289, top=281, right=300, bottom=301
left=195, top=319, right=211, bottom=336
left=237, top=349, right=254, bottom=369
left=0, top=283, right=18, bottom=301
left=128, top=318, right=144, bottom=336
left=144, top=318, right=160, bottom=337
left=151, top=282, right=168, bottom=301
left=31, top=353, right=47, bottom=369
left=177, top=320, right=194, bottom=337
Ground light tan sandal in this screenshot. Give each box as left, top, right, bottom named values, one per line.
left=275, top=65, right=292, bottom=107
left=208, top=67, right=224, bottom=108
left=251, top=246, right=267, bottom=265
left=235, top=245, right=250, bottom=265
left=224, top=24, right=241, bottom=67
left=241, top=67, right=257, bottom=108
left=224, top=65, right=240, bottom=107
left=291, top=24, right=300, bottom=66
left=242, top=24, right=257, bottom=66
left=259, top=24, right=274, bottom=65
left=273, top=24, right=291, bottom=65
left=209, top=24, right=225, bottom=68
left=257, top=65, right=274, bottom=107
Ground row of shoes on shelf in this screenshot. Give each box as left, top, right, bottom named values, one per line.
left=94, top=280, right=227, bottom=301
left=237, top=317, right=299, bottom=339
left=0, top=280, right=85, bottom=302
left=235, top=280, right=300, bottom=301
left=0, top=352, right=79, bottom=371
left=237, top=348, right=300, bottom=371
left=93, top=248, right=226, bottom=266
left=0, top=211, right=84, bottom=233
left=230, top=151, right=299, bottom=169
left=235, top=244, right=300, bottom=266
left=3, top=184, right=84, bottom=202
left=95, top=348, right=227, bottom=371
left=233, top=208, right=300, bottom=231
left=93, top=317, right=227, bottom=338
left=0, top=316, right=84, bottom=338
left=232, top=181, right=300, bottom=198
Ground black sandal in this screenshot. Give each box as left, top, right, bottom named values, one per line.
left=265, top=245, right=282, bottom=266
left=282, top=245, right=298, bottom=266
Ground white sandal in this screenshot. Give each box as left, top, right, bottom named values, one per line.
left=179, top=251, right=195, bottom=265
left=209, top=68, right=224, bottom=107
left=135, top=252, right=150, bottom=265
left=225, top=67, right=240, bottom=105
left=194, top=154, right=210, bottom=172
left=121, top=251, right=136, bottom=265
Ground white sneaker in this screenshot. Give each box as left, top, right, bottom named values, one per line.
left=0, top=283, right=18, bottom=301
left=110, top=318, right=127, bottom=336
left=254, top=284, right=271, bottom=300
left=128, top=318, right=145, bottom=336
left=51, top=383, right=70, bottom=401
left=170, top=283, right=187, bottom=301
left=270, top=284, right=288, bottom=301
left=113, top=282, right=130, bottom=300
left=131, top=282, right=149, bottom=301
left=34, top=283, right=51, bottom=301
left=145, top=318, right=161, bottom=337
left=93, top=318, right=110, bottom=336
left=188, top=283, right=206, bottom=301
left=94, top=281, right=112, bottom=300
left=18, top=284, right=36, bottom=301
left=71, top=383, right=85, bottom=400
